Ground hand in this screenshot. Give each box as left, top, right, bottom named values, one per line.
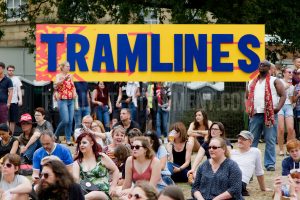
left=32, top=176, right=40, bottom=185
left=273, top=176, right=282, bottom=194
left=18, top=100, right=22, bottom=106
left=173, top=166, right=181, bottom=173
left=187, top=169, right=194, bottom=177
left=6, top=103, right=10, bottom=109
left=2, top=191, right=11, bottom=200
left=98, top=102, right=103, bottom=106
left=20, top=146, right=27, bottom=154
left=65, top=74, right=71, bottom=80
left=125, top=98, right=131, bottom=104
left=262, top=187, right=273, bottom=192
left=274, top=108, right=280, bottom=114
left=109, top=107, right=112, bottom=114
left=116, top=102, right=121, bottom=108
left=109, top=187, right=117, bottom=197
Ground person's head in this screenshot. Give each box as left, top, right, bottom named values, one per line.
left=1, top=154, right=21, bottom=176
left=82, top=115, right=93, bottom=129
left=34, top=107, right=46, bottom=122
left=207, top=122, right=226, bottom=142
left=194, top=109, right=209, bottom=130
left=293, top=56, right=300, bottom=69
left=145, top=130, right=160, bottom=153
left=91, top=120, right=105, bottom=133
left=258, top=60, right=271, bottom=75
left=75, top=132, right=101, bottom=162
left=97, top=81, right=105, bottom=89
left=287, top=139, right=300, bottom=161
left=41, top=155, right=62, bottom=166
left=19, top=113, right=33, bottom=133
left=58, top=61, right=70, bottom=73
left=128, top=181, right=158, bottom=200
left=120, top=108, right=131, bottom=122
left=237, top=130, right=253, bottom=150
left=158, top=185, right=185, bottom=200
left=209, top=137, right=230, bottom=159
left=111, top=125, right=126, bottom=145
left=6, top=65, right=15, bottom=77
left=282, top=67, right=293, bottom=79
left=0, top=62, right=5, bottom=75
left=114, top=144, right=131, bottom=166
left=132, top=136, right=155, bottom=159
left=169, top=122, right=188, bottom=142
left=38, top=160, right=74, bottom=192
left=128, top=128, right=142, bottom=146
left=40, top=130, right=56, bottom=152
left=0, top=123, right=11, bottom=140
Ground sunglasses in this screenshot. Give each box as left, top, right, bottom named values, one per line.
left=208, top=146, right=221, bottom=150
left=128, top=193, right=144, bottom=199
left=131, top=145, right=144, bottom=150
left=3, top=163, right=12, bottom=168
left=40, top=172, right=50, bottom=179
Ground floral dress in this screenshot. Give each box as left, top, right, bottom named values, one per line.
left=79, top=155, right=110, bottom=197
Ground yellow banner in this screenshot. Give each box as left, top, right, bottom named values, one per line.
left=36, top=24, right=265, bottom=82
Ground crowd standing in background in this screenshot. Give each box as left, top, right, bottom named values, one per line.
left=3, top=59, right=300, bottom=199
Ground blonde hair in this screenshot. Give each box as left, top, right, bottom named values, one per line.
left=59, top=61, right=70, bottom=71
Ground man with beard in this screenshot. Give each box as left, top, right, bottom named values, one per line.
left=36, top=159, right=84, bottom=200
left=114, top=108, right=140, bottom=135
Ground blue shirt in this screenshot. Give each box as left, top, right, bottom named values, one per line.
left=0, top=75, right=13, bottom=103
left=282, top=156, right=300, bottom=176
left=32, top=144, right=73, bottom=171
left=74, top=82, right=89, bottom=107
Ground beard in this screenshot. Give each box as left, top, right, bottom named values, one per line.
left=37, top=181, right=67, bottom=200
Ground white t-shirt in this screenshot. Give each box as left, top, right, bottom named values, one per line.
left=0, top=174, right=28, bottom=190
left=126, top=82, right=139, bottom=107
left=231, top=147, right=264, bottom=184
left=280, top=79, right=294, bottom=105
left=10, top=76, right=22, bottom=103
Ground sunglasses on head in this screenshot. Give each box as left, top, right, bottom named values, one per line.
left=208, top=146, right=221, bottom=150
left=40, top=172, right=49, bottom=179
left=3, top=163, right=12, bottom=168
left=128, top=193, right=144, bottom=199
left=131, top=145, right=143, bottom=150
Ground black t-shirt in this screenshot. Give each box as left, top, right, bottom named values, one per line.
left=0, top=136, right=18, bottom=158
left=114, top=120, right=140, bottom=135
left=0, top=75, right=13, bottom=103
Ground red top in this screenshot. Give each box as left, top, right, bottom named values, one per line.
left=132, top=158, right=153, bottom=182
left=57, top=78, right=75, bottom=100
left=96, top=87, right=109, bottom=106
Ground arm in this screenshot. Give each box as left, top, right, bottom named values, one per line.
left=257, top=175, right=268, bottom=191
left=21, top=131, right=41, bottom=154
left=122, top=156, right=133, bottom=190
left=108, top=95, right=112, bottom=114
left=72, top=161, right=80, bottom=182
left=116, top=87, right=122, bottom=107
left=213, top=191, right=232, bottom=200
left=274, top=79, right=287, bottom=114
left=149, top=158, right=162, bottom=188
left=7, top=88, right=13, bottom=106
left=190, top=146, right=205, bottom=174
left=17, top=84, right=22, bottom=106
left=159, top=155, right=167, bottom=171
left=66, top=164, right=73, bottom=175
left=101, top=153, right=119, bottom=197
left=9, top=140, right=19, bottom=154
left=192, top=164, right=205, bottom=200
left=8, top=176, right=32, bottom=194
left=87, top=90, right=91, bottom=107
left=166, top=143, right=173, bottom=162
left=32, top=169, right=40, bottom=185
left=92, top=89, right=100, bottom=105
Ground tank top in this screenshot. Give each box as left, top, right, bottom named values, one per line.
left=79, top=155, right=110, bottom=196
left=172, top=142, right=191, bottom=168
left=132, top=158, right=153, bottom=182
left=96, top=87, right=109, bottom=106
left=57, top=77, right=75, bottom=100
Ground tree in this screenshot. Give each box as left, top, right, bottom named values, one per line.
left=1, top=0, right=300, bottom=61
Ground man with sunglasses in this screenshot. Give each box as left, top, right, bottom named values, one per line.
left=36, top=159, right=84, bottom=200
left=32, top=130, right=73, bottom=185
left=231, top=130, right=271, bottom=196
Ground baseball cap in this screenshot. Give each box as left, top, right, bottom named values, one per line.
left=19, top=113, right=33, bottom=124
left=0, top=123, right=9, bottom=132
left=237, top=130, right=254, bottom=141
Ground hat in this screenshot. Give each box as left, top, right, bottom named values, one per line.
left=0, top=123, right=9, bottom=132
left=237, top=130, right=254, bottom=141
left=259, top=60, right=271, bottom=68
left=19, top=113, right=33, bottom=124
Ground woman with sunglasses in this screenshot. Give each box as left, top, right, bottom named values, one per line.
left=0, top=123, right=19, bottom=159
left=121, top=136, right=163, bottom=196
left=103, top=125, right=126, bottom=163
left=0, top=154, right=32, bottom=199
left=145, top=131, right=174, bottom=185
left=127, top=181, right=158, bottom=200
left=282, top=139, right=300, bottom=176
left=192, top=137, right=243, bottom=200
left=278, top=67, right=296, bottom=156
left=187, top=122, right=232, bottom=179
left=187, top=109, right=212, bottom=152
left=74, top=132, right=119, bottom=200
left=92, top=82, right=112, bottom=132
left=166, top=122, right=193, bottom=183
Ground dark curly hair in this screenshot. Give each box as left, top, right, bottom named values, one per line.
left=37, top=160, right=75, bottom=200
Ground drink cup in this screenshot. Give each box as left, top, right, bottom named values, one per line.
left=168, top=130, right=176, bottom=142
left=290, top=169, right=300, bottom=179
